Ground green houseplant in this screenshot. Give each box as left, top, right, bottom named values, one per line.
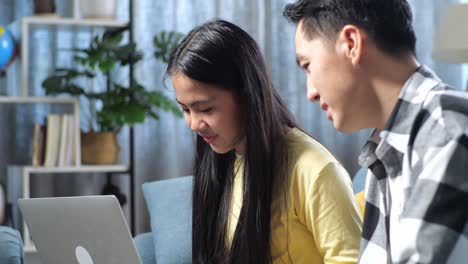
left=42, top=29, right=183, bottom=164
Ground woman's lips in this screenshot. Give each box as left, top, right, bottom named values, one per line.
left=202, top=135, right=217, bottom=143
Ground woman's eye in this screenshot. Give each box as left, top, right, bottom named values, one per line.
left=182, top=108, right=190, bottom=113
left=301, top=63, right=309, bottom=71
left=200, top=108, right=213, bottom=113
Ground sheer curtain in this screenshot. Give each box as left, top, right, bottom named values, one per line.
left=0, top=0, right=464, bottom=233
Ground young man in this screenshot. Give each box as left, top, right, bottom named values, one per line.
left=284, top=1, right=468, bottom=263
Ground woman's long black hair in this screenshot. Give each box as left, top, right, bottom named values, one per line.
left=166, top=19, right=297, bottom=264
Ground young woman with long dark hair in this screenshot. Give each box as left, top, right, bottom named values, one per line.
left=166, top=19, right=362, bottom=264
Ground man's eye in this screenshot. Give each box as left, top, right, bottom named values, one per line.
left=301, top=63, right=309, bottom=71
left=182, top=108, right=190, bottom=113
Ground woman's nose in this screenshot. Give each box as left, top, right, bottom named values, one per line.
left=307, top=87, right=320, bottom=102
left=189, top=114, right=206, bottom=132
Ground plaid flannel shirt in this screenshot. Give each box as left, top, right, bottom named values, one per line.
left=358, top=65, right=468, bottom=264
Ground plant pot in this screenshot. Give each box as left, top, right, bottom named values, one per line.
left=81, top=131, right=120, bottom=165
left=79, top=0, right=117, bottom=19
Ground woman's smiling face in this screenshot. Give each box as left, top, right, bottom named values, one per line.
left=172, top=73, right=244, bottom=154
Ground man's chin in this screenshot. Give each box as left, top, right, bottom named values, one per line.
left=334, top=120, right=361, bottom=134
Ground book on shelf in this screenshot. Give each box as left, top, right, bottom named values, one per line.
left=43, top=114, right=60, bottom=167
left=59, top=114, right=76, bottom=167
left=57, top=115, right=68, bottom=167
left=65, top=115, right=75, bottom=166
left=31, top=114, right=76, bottom=167
left=31, top=124, right=44, bottom=166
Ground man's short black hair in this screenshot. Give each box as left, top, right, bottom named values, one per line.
left=283, top=0, right=416, bottom=56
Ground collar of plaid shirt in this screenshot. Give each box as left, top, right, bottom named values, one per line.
left=359, top=65, right=442, bottom=169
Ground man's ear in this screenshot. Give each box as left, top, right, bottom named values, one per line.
left=336, top=25, right=365, bottom=65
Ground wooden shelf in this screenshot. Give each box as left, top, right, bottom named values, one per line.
left=9, top=164, right=129, bottom=174
left=23, top=16, right=128, bottom=28
left=19, top=16, right=128, bottom=96
left=0, top=96, right=77, bottom=104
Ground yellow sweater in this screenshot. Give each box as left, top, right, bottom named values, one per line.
left=227, top=128, right=362, bottom=264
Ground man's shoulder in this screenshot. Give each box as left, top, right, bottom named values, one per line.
left=422, top=86, right=468, bottom=136
left=423, top=83, right=468, bottom=110
left=409, top=85, right=468, bottom=149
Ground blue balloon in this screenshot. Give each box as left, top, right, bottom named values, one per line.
left=0, top=26, right=15, bottom=70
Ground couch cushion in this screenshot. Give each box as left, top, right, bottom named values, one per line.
left=142, top=176, right=192, bottom=264
left=0, top=226, right=24, bottom=264
left=134, top=232, right=156, bottom=264
left=352, top=167, right=367, bottom=194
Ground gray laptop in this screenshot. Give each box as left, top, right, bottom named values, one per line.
left=19, top=195, right=142, bottom=264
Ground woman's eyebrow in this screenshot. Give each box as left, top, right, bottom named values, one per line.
left=176, top=98, right=215, bottom=108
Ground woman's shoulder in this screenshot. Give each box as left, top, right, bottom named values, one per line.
left=286, top=128, right=337, bottom=166
left=283, top=128, right=349, bottom=184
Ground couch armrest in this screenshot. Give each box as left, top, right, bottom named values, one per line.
left=134, top=232, right=156, bottom=264
left=0, top=226, right=24, bottom=264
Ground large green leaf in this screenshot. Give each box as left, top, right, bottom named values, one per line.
left=154, top=31, right=184, bottom=64
left=147, top=91, right=182, bottom=117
